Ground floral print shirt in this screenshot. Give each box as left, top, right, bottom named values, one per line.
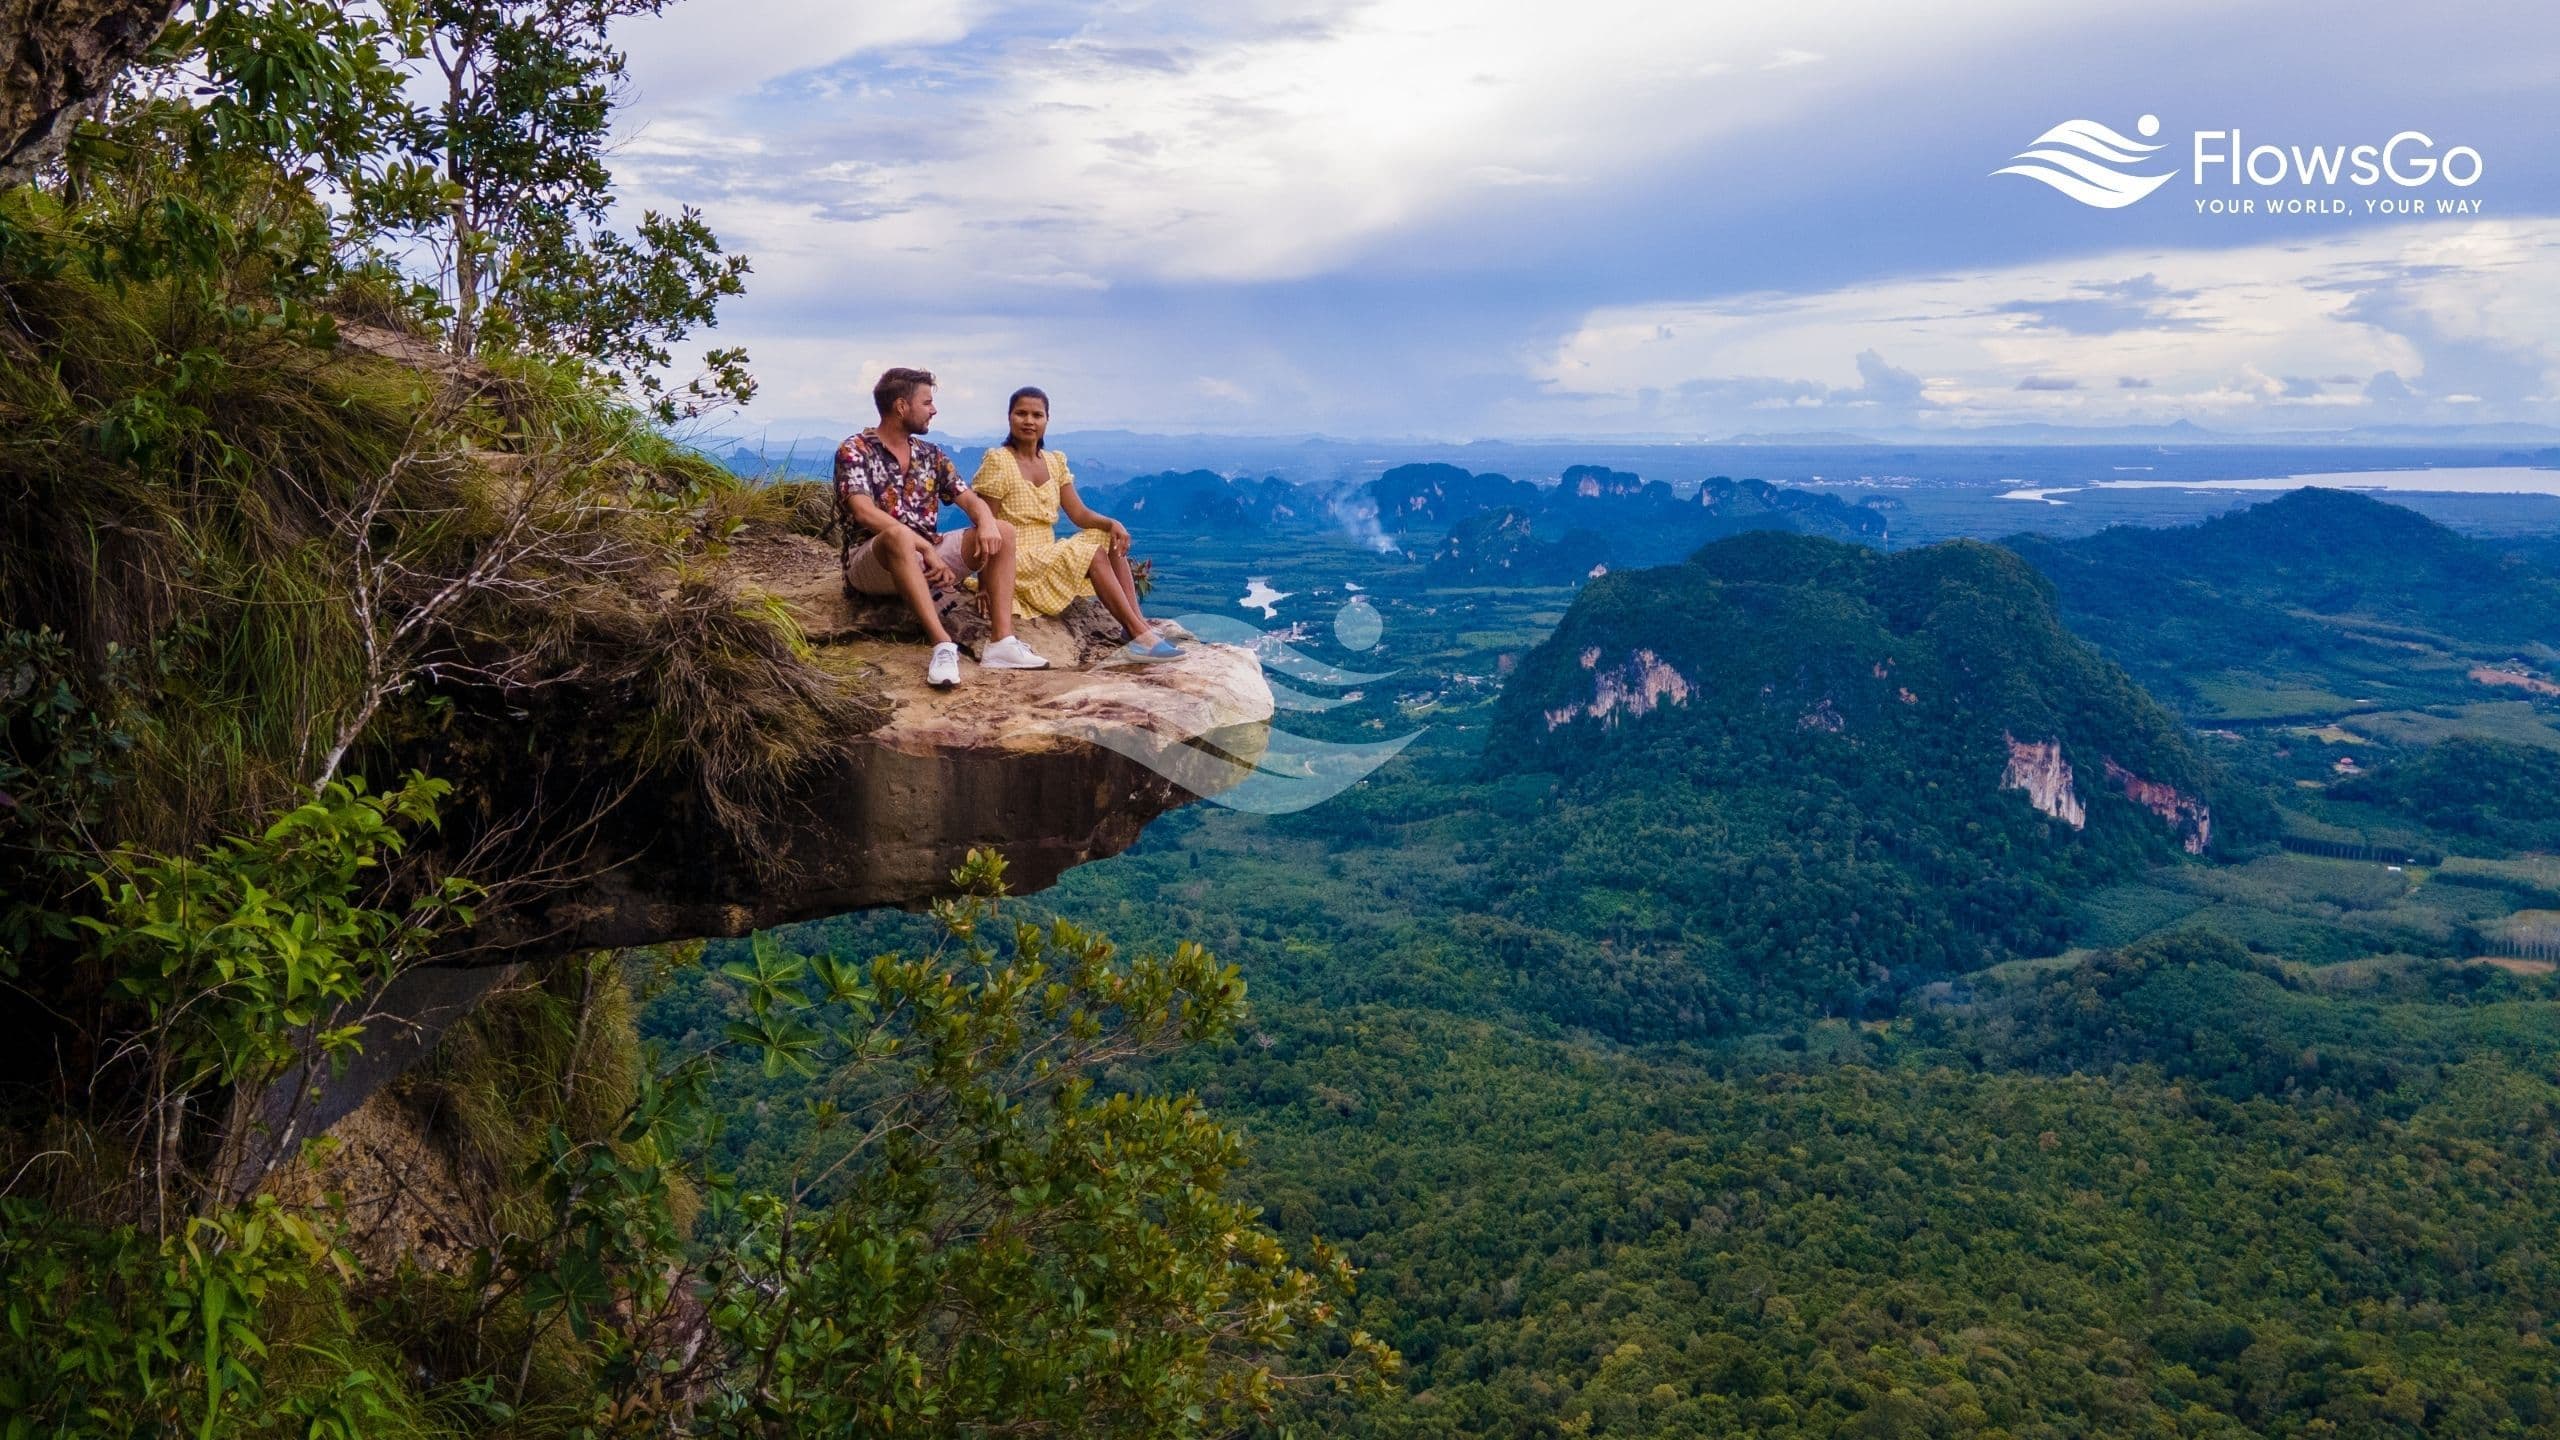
left=834, top=429, right=967, bottom=542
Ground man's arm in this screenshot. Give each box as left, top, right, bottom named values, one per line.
left=952, top=488, right=1011, bottom=556
left=845, top=490, right=957, bottom=584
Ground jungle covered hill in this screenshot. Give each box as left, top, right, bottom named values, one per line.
left=2007, top=486, right=2560, bottom=724
left=0, top=4, right=1382, bottom=1435
left=1477, top=531, right=2241, bottom=1038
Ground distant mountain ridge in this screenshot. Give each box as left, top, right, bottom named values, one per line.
left=1409, top=465, right=1892, bottom=578
left=711, top=422, right=2560, bottom=465
left=1864, top=420, right=2560, bottom=446
left=1068, top=461, right=1893, bottom=582
left=1688, top=420, right=2560, bottom=445
left=2006, top=487, right=2560, bottom=715
left=1088, top=469, right=1316, bottom=533
left=1428, top=509, right=1612, bottom=584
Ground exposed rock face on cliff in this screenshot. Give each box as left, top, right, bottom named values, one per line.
left=1543, top=645, right=1693, bottom=730
left=2103, top=758, right=2212, bottom=854
left=2002, top=734, right=2087, bottom=829
left=2000, top=737, right=2214, bottom=852
left=1563, top=464, right=1649, bottom=500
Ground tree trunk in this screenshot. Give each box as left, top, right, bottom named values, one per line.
left=451, top=186, right=477, bottom=355
left=445, top=49, right=477, bottom=355
left=0, top=0, right=182, bottom=187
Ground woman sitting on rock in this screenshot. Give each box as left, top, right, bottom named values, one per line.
left=968, top=387, right=1179, bottom=658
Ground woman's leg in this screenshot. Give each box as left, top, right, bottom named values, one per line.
left=1105, top=546, right=1146, bottom=625
left=1085, top=548, right=1153, bottom=641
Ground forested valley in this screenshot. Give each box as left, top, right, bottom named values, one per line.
left=680, top=488, right=2560, bottom=1438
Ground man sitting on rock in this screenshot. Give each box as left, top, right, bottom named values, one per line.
left=836, top=367, right=1051, bottom=686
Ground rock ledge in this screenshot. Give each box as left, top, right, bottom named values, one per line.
left=490, top=529, right=1273, bottom=952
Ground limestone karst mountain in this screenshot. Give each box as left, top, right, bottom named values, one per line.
left=1472, top=530, right=2220, bottom=1037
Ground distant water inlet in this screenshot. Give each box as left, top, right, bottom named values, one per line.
left=1998, top=467, right=2560, bottom=503
left=1238, top=576, right=1291, bottom=618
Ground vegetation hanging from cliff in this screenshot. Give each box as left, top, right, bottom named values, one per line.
left=0, top=0, right=841, bottom=865
left=0, top=187, right=879, bottom=887
left=1, top=774, right=470, bottom=1436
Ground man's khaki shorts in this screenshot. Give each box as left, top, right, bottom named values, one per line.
left=844, top=530, right=974, bottom=596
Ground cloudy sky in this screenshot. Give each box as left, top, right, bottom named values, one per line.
left=605, top=1, right=2560, bottom=441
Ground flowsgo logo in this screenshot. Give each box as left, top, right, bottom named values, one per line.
left=1994, top=115, right=2176, bottom=208
left=1997, top=114, right=2485, bottom=217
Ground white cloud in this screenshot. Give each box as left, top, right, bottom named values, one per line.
left=612, top=2, right=986, bottom=111
left=1534, top=220, right=2560, bottom=430
left=609, top=0, right=2231, bottom=292
left=593, top=0, right=2560, bottom=437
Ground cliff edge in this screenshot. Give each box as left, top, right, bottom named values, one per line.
left=502, top=526, right=1275, bottom=950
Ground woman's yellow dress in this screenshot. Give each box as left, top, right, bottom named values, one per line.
left=968, top=446, right=1109, bottom=617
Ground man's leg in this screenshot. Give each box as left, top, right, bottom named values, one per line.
left=963, top=522, right=1020, bottom=642
left=849, top=535, right=953, bottom=645
left=887, top=546, right=953, bottom=646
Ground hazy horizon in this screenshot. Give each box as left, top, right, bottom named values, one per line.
left=703, top=420, right=2560, bottom=453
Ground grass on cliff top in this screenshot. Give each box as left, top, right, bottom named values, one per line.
left=0, top=189, right=881, bottom=856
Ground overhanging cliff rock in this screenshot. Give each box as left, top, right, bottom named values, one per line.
left=247, top=526, right=1273, bottom=1185
left=307, top=325, right=1272, bottom=949
left=484, top=527, right=1276, bottom=954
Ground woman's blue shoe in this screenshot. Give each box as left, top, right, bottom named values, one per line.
left=1125, top=633, right=1182, bottom=661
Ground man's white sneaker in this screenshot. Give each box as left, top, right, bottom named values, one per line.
left=979, top=635, right=1052, bottom=671
left=926, top=641, right=961, bottom=688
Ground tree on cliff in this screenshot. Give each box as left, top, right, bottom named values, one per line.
left=396, top=0, right=753, bottom=418
left=3, top=0, right=750, bottom=417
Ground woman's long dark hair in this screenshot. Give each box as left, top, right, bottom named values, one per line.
left=1007, top=387, right=1050, bottom=452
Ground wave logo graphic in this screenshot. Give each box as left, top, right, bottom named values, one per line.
left=1995, top=114, right=2174, bottom=208
left=1025, top=597, right=1423, bottom=816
